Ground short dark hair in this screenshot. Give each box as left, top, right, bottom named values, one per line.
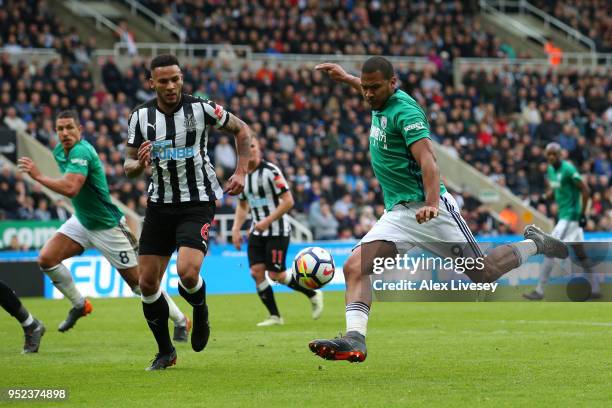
left=362, top=56, right=394, bottom=79
left=56, top=110, right=80, bottom=124
left=150, top=54, right=180, bottom=71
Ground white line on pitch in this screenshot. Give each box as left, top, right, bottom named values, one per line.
left=498, top=320, right=612, bottom=327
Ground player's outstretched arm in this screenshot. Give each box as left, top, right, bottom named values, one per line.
left=124, top=142, right=151, bottom=178
left=220, top=113, right=251, bottom=195
left=18, top=157, right=85, bottom=198
left=231, top=199, right=249, bottom=250
left=315, top=63, right=362, bottom=92
left=410, top=138, right=441, bottom=224
left=254, top=191, right=294, bottom=233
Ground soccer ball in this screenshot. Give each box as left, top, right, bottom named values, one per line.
left=292, top=247, right=335, bottom=289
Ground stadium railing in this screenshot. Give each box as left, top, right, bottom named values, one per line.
left=116, top=0, right=186, bottom=41
left=480, top=0, right=597, bottom=52
left=215, top=214, right=313, bottom=243
left=110, top=42, right=252, bottom=59
left=0, top=48, right=59, bottom=65
left=453, top=55, right=612, bottom=87
left=64, top=1, right=121, bottom=36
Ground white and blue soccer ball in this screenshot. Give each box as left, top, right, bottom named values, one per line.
left=292, top=246, right=335, bottom=289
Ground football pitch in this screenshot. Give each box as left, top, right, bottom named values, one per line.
left=2, top=292, right=612, bottom=407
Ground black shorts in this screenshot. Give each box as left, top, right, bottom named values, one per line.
left=247, top=234, right=290, bottom=272
left=139, top=201, right=215, bottom=256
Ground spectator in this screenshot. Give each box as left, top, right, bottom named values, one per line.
left=310, top=202, right=339, bottom=240
left=3, top=107, right=27, bottom=132
left=214, top=135, right=237, bottom=175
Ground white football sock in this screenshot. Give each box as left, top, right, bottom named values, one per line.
left=163, top=291, right=186, bottom=327
left=42, top=264, right=84, bottom=307
left=345, top=302, right=370, bottom=337
left=512, top=240, right=538, bottom=265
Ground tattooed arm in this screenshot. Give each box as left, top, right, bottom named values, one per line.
left=219, top=112, right=252, bottom=195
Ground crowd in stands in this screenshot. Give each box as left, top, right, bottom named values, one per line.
left=533, top=0, right=612, bottom=52
left=0, top=50, right=609, bottom=244
left=0, top=0, right=609, bottom=246
left=0, top=161, right=69, bottom=223
left=140, top=0, right=521, bottom=59
left=0, top=0, right=97, bottom=66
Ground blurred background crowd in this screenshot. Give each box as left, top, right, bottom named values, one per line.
left=0, top=0, right=609, bottom=247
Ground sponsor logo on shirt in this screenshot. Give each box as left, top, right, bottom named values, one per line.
left=151, top=140, right=195, bottom=161
left=71, top=158, right=88, bottom=166
left=369, top=126, right=387, bottom=149
left=248, top=197, right=269, bottom=208
left=403, top=121, right=426, bottom=132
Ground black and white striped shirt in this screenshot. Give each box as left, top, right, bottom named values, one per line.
left=127, top=94, right=228, bottom=204
left=239, top=160, right=291, bottom=237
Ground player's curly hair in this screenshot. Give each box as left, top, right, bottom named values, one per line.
left=362, top=56, right=394, bottom=79
left=150, top=54, right=181, bottom=71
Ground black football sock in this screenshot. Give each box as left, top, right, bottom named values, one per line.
left=256, top=280, right=280, bottom=317
left=0, top=280, right=30, bottom=323
left=142, top=291, right=173, bottom=354
left=178, top=276, right=206, bottom=307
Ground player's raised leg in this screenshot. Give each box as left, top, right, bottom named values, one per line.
left=38, top=230, right=92, bottom=332
left=269, top=269, right=323, bottom=320
left=139, top=254, right=176, bottom=371
left=0, top=280, right=45, bottom=353
left=266, top=237, right=324, bottom=320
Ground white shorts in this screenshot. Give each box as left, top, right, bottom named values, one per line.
left=550, top=219, right=584, bottom=242
left=57, top=215, right=139, bottom=269
left=358, top=192, right=484, bottom=258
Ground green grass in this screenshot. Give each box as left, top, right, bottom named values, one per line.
left=2, top=292, right=612, bottom=407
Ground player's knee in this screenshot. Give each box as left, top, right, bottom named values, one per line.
left=268, top=271, right=283, bottom=282
left=38, top=251, right=58, bottom=270
left=343, top=257, right=361, bottom=280
left=138, top=274, right=158, bottom=296
left=250, top=266, right=265, bottom=281
left=177, top=261, right=200, bottom=283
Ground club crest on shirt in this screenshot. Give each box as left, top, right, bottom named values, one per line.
left=380, top=116, right=387, bottom=129
left=184, top=113, right=197, bottom=132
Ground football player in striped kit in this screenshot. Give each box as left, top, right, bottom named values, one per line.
left=125, top=54, right=252, bottom=370
left=232, top=140, right=324, bottom=326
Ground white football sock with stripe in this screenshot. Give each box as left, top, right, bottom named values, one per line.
left=346, top=302, right=370, bottom=337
